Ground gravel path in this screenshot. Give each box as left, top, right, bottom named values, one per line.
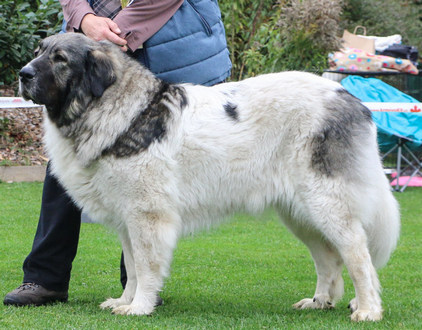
left=0, top=107, right=48, bottom=166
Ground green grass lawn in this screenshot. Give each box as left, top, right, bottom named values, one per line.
left=1, top=182, right=421, bottom=329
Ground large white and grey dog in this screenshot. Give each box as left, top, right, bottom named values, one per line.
left=19, top=33, right=400, bottom=321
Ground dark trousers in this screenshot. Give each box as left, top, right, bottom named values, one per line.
left=22, top=163, right=126, bottom=291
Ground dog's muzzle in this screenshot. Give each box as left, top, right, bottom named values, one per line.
left=19, top=65, right=36, bottom=82
left=19, top=65, right=36, bottom=100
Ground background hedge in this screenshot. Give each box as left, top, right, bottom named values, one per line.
left=0, top=0, right=421, bottom=89
left=0, top=0, right=63, bottom=87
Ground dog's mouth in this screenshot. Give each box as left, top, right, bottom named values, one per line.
left=19, top=80, right=35, bottom=103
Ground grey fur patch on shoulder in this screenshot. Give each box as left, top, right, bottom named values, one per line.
left=102, top=82, right=187, bottom=158
left=311, top=88, right=373, bottom=177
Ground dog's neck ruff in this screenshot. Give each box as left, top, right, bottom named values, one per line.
left=51, top=75, right=188, bottom=167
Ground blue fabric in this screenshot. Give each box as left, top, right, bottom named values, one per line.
left=139, top=0, right=231, bottom=85
left=341, top=76, right=418, bottom=103
left=341, top=76, right=422, bottom=150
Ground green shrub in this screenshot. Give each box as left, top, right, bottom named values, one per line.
left=0, top=0, right=62, bottom=87
left=219, top=0, right=278, bottom=80
left=221, top=0, right=343, bottom=80
left=221, top=0, right=422, bottom=80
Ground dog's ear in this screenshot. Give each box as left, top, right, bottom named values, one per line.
left=86, top=49, right=116, bottom=97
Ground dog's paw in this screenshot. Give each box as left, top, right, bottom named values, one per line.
left=111, top=304, right=154, bottom=316
left=293, top=295, right=334, bottom=310
left=348, top=297, right=358, bottom=313
left=351, top=309, right=383, bottom=322
left=100, top=297, right=129, bottom=310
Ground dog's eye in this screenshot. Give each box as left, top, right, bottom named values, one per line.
left=54, top=53, right=67, bottom=63
left=34, top=47, right=40, bottom=57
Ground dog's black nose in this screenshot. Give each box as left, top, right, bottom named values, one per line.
left=19, top=66, right=36, bottom=80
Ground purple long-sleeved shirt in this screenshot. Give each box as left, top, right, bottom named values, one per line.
left=59, top=0, right=183, bottom=51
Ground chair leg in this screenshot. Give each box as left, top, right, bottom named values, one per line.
left=395, top=141, right=403, bottom=191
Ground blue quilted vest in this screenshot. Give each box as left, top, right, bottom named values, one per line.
left=138, top=0, right=231, bottom=85
left=63, top=0, right=231, bottom=86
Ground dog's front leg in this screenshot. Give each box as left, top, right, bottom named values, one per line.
left=100, top=227, right=137, bottom=309
left=111, top=211, right=180, bottom=316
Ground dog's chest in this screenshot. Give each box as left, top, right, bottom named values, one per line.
left=44, top=121, right=114, bottom=220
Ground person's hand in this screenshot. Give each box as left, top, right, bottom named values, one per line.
left=81, top=14, right=128, bottom=51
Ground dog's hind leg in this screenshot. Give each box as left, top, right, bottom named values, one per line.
left=100, top=227, right=137, bottom=310
left=328, top=224, right=382, bottom=321
left=111, top=210, right=180, bottom=316
left=292, top=238, right=344, bottom=310
left=303, top=199, right=383, bottom=321
left=277, top=212, right=344, bottom=309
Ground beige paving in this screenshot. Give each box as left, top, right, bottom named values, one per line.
left=0, top=166, right=46, bottom=182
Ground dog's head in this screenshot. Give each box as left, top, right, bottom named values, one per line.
left=19, top=33, right=117, bottom=126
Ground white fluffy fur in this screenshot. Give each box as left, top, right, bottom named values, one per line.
left=44, top=71, right=399, bottom=321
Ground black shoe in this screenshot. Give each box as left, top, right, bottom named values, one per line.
left=3, top=283, right=68, bottom=306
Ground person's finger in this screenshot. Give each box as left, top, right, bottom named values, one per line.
left=104, top=30, right=127, bottom=47
left=106, top=19, right=122, bottom=35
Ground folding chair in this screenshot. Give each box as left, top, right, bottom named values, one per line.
left=378, top=136, right=422, bottom=192
left=340, top=76, right=422, bottom=192
left=362, top=102, right=422, bottom=191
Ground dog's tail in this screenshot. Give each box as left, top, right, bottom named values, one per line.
left=366, top=185, right=400, bottom=269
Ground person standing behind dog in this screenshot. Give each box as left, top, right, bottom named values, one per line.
left=4, top=0, right=231, bottom=306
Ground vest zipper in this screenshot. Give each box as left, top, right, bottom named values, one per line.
left=187, top=0, right=213, bottom=36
